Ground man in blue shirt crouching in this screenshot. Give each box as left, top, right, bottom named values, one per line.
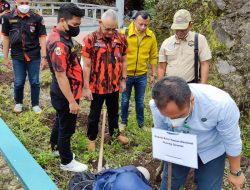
left=150, top=76, right=245, bottom=190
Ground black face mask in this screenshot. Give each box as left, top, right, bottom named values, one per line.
left=67, top=24, right=80, bottom=37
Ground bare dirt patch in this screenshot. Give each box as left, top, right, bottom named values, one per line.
left=0, top=70, right=13, bottom=86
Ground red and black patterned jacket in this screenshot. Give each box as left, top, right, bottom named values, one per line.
left=47, top=27, right=83, bottom=100
left=82, top=28, right=128, bottom=94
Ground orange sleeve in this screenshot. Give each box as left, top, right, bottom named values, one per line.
left=121, top=34, right=128, bottom=55
left=81, top=35, right=93, bottom=58
left=50, top=42, right=69, bottom=72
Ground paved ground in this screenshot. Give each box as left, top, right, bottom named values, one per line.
left=0, top=154, right=24, bottom=190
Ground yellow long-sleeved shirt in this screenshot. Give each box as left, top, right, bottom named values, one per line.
left=121, top=22, right=158, bottom=76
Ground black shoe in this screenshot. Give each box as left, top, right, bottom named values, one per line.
left=138, top=123, right=144, bottom=128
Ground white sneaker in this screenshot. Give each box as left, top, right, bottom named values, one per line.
left=32, top=106, right=42, bottom=114
left=13, top=104, right=23, bottom=113
left=53, top=151, right=75, bottom=159
left=60, top=159, right=88, bottom=172
left=119, top=123, right=126, bottom=132
left=141, top=126, right=151, bottom=132
left=53, top=150, right=60, bottom=157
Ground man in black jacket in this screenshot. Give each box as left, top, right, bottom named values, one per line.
left=2, top=0, right=46, bottom=113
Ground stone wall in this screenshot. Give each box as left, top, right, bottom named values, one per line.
left=211, top=0, right=250, bottom=113
left=152, top=0, right=250, bottom=114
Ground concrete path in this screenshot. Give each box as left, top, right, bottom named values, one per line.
left=0, top=154, right=24, bottom=190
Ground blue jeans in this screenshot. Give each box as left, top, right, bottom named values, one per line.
left=12, top=59, right=41, bottom=107
left=121, top=73, right=147, bottom=126
left=160, top=153, right=226, bottom=190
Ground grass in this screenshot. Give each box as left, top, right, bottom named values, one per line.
left=0, top=62, right=153, bottom=189
left=0, top=59, right=249, bottom=189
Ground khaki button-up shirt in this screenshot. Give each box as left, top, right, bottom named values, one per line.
left=159, top=31, right=212, bottom=82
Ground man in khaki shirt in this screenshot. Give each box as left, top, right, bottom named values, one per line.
left=158, top=9, right=211, bottom=83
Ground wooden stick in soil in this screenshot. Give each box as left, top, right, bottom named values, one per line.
left=155, top=161, right=164, bottom=182
left=168, top=162, right=172, bottom=190
left=168, top=124, right=174, bottom=190
left=97, top=109, right=107, bottom=173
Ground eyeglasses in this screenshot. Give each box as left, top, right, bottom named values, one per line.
left=102, top=24, right=117, bottom=32
left=19, top=2, right=29, bottom=5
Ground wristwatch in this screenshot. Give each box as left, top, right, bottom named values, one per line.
left=230, top=170, right=242, bottom=176
left=41, top=56, right=47, bottom=60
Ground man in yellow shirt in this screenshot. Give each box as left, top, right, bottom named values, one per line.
left=120, top=11, right=158, bottom=130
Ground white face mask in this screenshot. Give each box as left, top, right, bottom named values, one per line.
left=18, top=5, right=30, bottom=14
left=169, top=114, right=189, bottom=128
left=169, top=102, right=192, bottom=128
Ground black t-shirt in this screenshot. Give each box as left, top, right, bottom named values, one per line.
left=0, top=0, right=10, bottom=24
left=2, top=9, right=47, bottom=61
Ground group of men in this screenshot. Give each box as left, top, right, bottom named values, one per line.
left=1, top=1, right=246, bottom=189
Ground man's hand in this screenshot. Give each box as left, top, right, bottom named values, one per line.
left=120, top=80, right=126, bottom=93
left=4, top=10, right=10, bottom=14
left=83, top=87, right=93, bottom=101
left=150, top=75, right=156, bottom=88
left=69, top=101, right=80, bottom=114
left=3, top=58, right=11, bottom=69
left=0, top=10, right=10, bottom=17
left=40, top=58, right=47, bottom=70
left=228, top=172, right=245, bottom=190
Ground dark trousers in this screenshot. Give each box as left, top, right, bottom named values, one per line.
left=87, top=91, right=120, bottom=141
left=160, top=153, right=226, bottom=190
left=50, top=92, right=78, bottom=165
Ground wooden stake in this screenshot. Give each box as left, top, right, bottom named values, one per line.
left=97, top=109, right=107, bottom=173
left=168, top=162, right=172, bottom=190
left=155, top=161, right=164, bottom=182
left=168, top=124, right=174, bottom=190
